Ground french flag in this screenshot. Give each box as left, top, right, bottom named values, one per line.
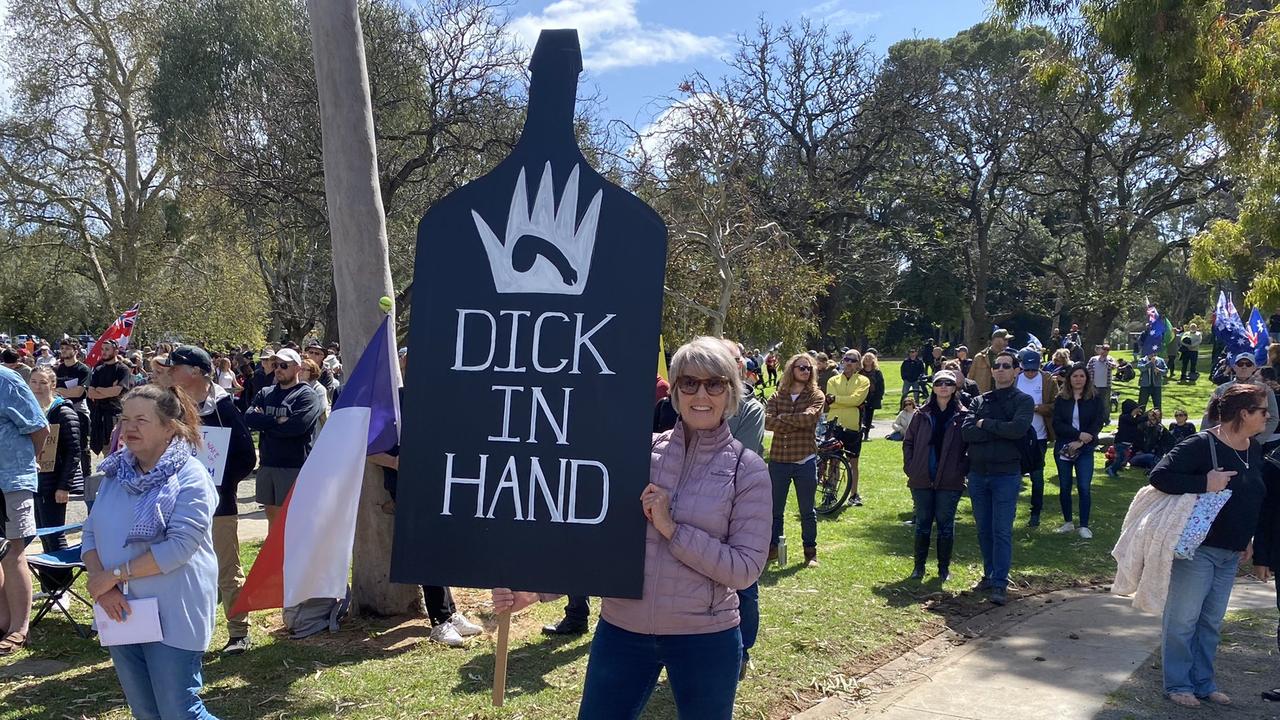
left=233, top=316, right=400, bottom=613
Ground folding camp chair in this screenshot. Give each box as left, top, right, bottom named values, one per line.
left=27, top=523, right=94, bottom=639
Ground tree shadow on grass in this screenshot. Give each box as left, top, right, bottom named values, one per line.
left=454, top=631, right=591, bottom=699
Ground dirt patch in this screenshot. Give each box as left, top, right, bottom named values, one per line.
left=1096, top=611, right=1280, bottom=719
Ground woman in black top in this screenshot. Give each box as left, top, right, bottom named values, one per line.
left=1051, top=364, right=1104, bottom=538
left=859, top=352, right=886, bottom=441
left=1149, top=384, right=1270, bottom=708
left=1168, top=409, right=1197, bottom=444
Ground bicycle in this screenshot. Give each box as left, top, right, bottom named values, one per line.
left=815, top=419, right=855, bottom=514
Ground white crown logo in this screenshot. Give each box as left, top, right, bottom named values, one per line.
left=471, top=162, right=602, bottom=295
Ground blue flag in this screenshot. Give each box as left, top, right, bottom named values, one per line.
left=1248, top=307, right=1271, bottom=365
left=1138, top=304, right=1167, bottom=357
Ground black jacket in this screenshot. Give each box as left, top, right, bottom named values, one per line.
left=200, top=390, right=259, bottom=516
left=38, top=400, right=82, bottom=494
left=1150, top=432, right=1266, bottom=552
left=244, top=383, right=322, bottom=468
left=1114, top=410, right=1144, bottom=445
left=1051, top=395, right=1105, bottom=452
left=961, top=386, right=1034, bottom=475
left=861, top=369, right=885, bottom=410
left=901, top=357, right=926, bottom=383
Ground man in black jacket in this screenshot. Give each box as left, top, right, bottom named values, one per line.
left=166, top=345, right=259, bottom=654
left=900, top=349, right=926, bottom=404
left=961, top=349, right=1034, bottom=606
left=245, top=348, right=322, bottom=529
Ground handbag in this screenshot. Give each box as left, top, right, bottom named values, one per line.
left=1172, top=432, right=1234, bottom=560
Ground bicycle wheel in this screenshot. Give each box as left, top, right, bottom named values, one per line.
left=815, top=452, right=852, bottom=514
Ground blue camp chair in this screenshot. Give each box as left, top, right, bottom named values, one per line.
left=28, top=523, right=93, bottom=639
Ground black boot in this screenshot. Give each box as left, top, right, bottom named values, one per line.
left=936, top=536, right=954, bottom=583
left=910, top=534, right=930, bottom=580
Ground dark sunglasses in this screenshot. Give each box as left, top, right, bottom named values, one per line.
left=676, top=376, right=728, bottom=396
left=933, top=379, right=956, bottom=387
left=842, top=357, right=858, bottom=363
left=794, top=366, right=813, bottom=372
left=992, top=363, right=1015, bottom=370
left=1237, top=360, right=1256, bottom=368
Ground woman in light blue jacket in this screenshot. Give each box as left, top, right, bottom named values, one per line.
left=82, top=383, right=219, bottom=720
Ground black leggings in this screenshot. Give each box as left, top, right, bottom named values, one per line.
left=422, top=585, right=456, bottom=626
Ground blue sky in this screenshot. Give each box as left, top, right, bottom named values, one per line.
left=506, top=0, right=991, bottom=126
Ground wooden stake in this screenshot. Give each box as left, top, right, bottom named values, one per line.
left=492, top=611, right=511, bottom=706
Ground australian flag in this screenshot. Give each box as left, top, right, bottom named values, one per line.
left=1247, top=307, right=1271, bottom=364
left=1214, top=291, right=1252, bottom=359
left=1138, top=303, right=1172, bottom=357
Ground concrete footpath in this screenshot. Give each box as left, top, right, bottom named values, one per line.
left=795, top=580, right=1278, bottom=720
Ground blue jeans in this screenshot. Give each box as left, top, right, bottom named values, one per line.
left=578, top=619, right=741, bottom=720
left=967, top=472, right=1021, bottom=588
left=769, top=458, right=818, bottom=549
left=910, top=488, right=961, bottom=539
left=1161, top=545, right=1239, bottom=696
left=109, top=642, right=218, bottom=720
left=1056, top=448, right=1094, bottom=527
left=1107, top=442, right=1131, bottom=474
left=1130, top=453, right=1159, bottom=470
left=737, top=582, right=759, bottom=663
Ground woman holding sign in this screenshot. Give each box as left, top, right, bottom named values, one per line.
left=493, top=337, right=772, bottom=720
left=81, top=384, right=221, bottom=720
left=27, top=367, right=83, bottom=589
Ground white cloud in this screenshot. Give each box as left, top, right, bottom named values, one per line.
left=805, top=0, right=881, bottom=27
left=510, top=0, right=725, bottom=73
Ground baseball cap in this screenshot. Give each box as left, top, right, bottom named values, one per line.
left=398, top=347, right=409, bottom=357
left=162, top=345, right=213, bottom=374
left=1233, top=351, right=1257, bottom=366
left=271, top=348, right=303, bottom=366
left=932, top=369, right=957, bottom=383
left=259, top=348, right=273, bottom=361
left=1018, top=348, right=1041, bottom=370
left=991, top=328, right=1010, bottom=340
left=744, top=358, right=760, bottom=373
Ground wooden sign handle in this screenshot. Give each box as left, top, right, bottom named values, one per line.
left=492, top=611, right=511, bottom=706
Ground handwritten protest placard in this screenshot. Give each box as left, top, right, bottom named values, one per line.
left=198, top=426, right=232, bottom=487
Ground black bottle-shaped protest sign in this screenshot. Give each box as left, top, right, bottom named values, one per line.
left=391, top=29, right=667, bottom=599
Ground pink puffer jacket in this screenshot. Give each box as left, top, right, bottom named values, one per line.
left=599, top=420, right=772, bottom=635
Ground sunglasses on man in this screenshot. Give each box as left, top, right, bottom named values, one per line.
left=992, top=363, right=1015, bottom=370
left=1237, top=360, right=1256, bottom=368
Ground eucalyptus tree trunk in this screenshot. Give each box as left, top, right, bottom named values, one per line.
left=306, top=0, right=420, bottom=616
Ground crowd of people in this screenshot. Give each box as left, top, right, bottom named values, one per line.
left=2, top=319, right=1280, bottom=716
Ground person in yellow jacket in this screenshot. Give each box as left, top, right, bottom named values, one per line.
left=827, top=350, right=872, bottom=506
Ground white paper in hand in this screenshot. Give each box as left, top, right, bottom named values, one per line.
left=94, top=596, right=163, bottom=646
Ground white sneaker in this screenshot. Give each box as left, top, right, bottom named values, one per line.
left=1078, top=526, right=1093, bottom=539
left=1054, top=522, right=1075, bottom=534
left=449, top=612, right=483, bottom=637
left=428, top=621, right=466, bottom=648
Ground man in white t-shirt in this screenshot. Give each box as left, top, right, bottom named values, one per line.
left=1015, top=348, right=1056, bottom=528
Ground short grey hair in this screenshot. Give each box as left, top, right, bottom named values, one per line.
left=669, top=336, right=743, bottom=420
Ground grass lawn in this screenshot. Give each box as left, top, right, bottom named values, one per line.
left=1, top=358, right=1222, bottom=719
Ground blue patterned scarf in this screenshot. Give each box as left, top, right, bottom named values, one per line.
left=99, top=437, right=193, bottom=546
